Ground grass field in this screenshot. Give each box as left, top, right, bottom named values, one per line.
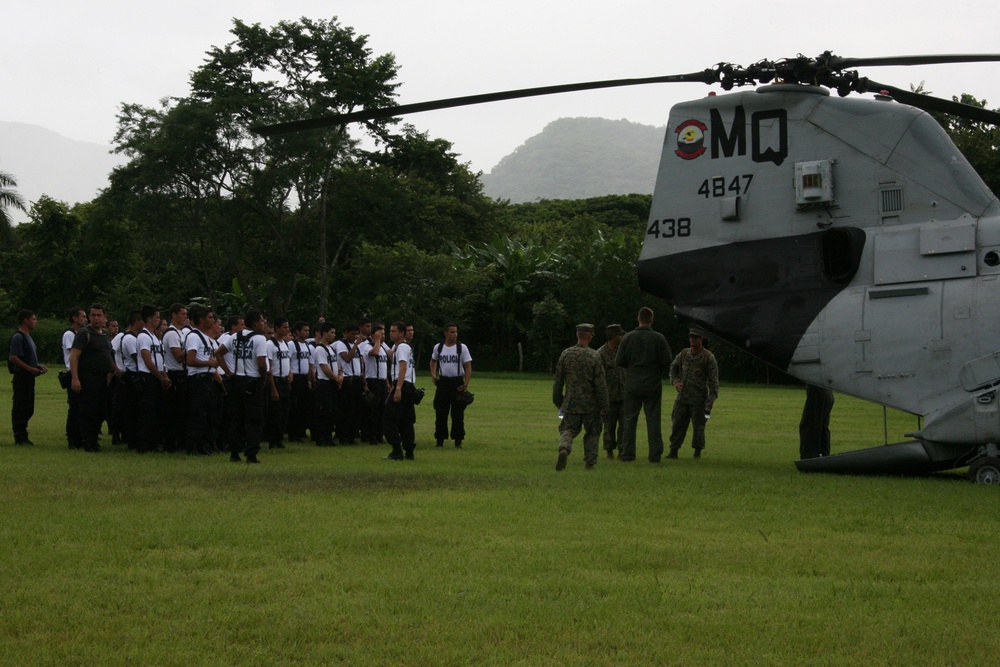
left=1, top=372, right=997, bottom=665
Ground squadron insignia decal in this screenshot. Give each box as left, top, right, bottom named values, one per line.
left=674, top=119, right=707, bottom=160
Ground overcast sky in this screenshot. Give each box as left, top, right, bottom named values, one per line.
left=4, top=0, right=1000, bottom=174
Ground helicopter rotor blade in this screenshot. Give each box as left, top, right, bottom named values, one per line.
left=862, top=79, right=1000, bottom=125
left=828, top=53, right=1000, bottom=69
left=252, top=70, right=718, bottom=136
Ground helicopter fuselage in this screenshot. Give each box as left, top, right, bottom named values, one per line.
left=639, top=84, right=1000, bottom=473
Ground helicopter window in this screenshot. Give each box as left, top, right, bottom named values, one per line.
left=822, top=228, right=856, bottom=283
left=794, top=160, right=834, bottom=205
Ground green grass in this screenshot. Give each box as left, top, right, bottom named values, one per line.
left=1, top=373, right=997, bottom=665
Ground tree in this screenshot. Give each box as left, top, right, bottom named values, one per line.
left=110, top=17, right=401, bottom=316
left=0, top=170, right=27, bottom=243
left=327, top=126, right=501, bottom=255
left=337, top=241, right=484, bottom=362
left=937, top=94, right=1000, bottom=195
left=9, top=197, right=86, bottom=316
left=913, top=84, right=1000, bottom=194
left=452, top=235, right=569, bottom=368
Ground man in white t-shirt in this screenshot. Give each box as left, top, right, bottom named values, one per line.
left=62, top=307, right=87, bottom=449
left=216, top=315, right=244, bottom=453
left=333, top=323, right=364, bottom=444
left=135, top=305, right=171, bottom=454
left=359, top=322, right=390, bottom=444
left=115, top=311, right=143, bottom=449
left=184, top=305, right=219, bottom=456
left=265, top=317, right=292, bottom=449
left=383, top=321, right=417, bottom=460
left=217, top=310, right=268, bottom=463
left=430, top=323, right=473, bottom=449
left=311, top=322, right=341, bottom=447
left=106, top=317, right=122, bottom=445
left=287, top=321, right=314, bottom=443
left=162, top=303, right=190, bottom=453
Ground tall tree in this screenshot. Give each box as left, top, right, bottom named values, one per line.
left=111, top=17, right=401, bottom=315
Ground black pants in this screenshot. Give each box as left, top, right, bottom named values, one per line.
left=433, top=376, right=467, bottom=442
left=77, top=370, right=109, bottom=451
left=163, top=371, right=188, bottom=452
left=288, top=374, right=312, bottom=441
left=11, top=372, right=35, bottom=442
left=266, top=379, right=290, bottom=446
left=362, top=379, right=387, bottom=443
left=337, top=376, right=363, bottom=443
left=314, top=380, right=338, bottom=446
left=106, top=373, right=121, bottom=441
left=66, top=385, right=82, bottom=449
left=117, top=372, right=140, bottom=449
left=210, top=376, right=225, bottom=450
left=383, top=382, right=416, bottom=456
left=219, top=376, right=236, bottom=449
left=186, top=373, right=214, bottom=454
left=135, top=374, right=163, bottom=453
left=229, top=376, right=264, bottom=458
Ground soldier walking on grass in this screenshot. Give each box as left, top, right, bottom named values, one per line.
left=615, top=307, right=672, bottom=463
left=553, top=324, right=608, bottom=471
left=668, top=328, right=720, bottom=459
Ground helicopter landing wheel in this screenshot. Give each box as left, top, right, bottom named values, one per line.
left=968, top=457, right=1000, bottom=484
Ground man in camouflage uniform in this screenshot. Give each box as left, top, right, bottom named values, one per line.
left=598, top=323, right=626, bottom=459
left=668, top=328, right=720, bottom=459
left=553, top=324, right=608, bottom=471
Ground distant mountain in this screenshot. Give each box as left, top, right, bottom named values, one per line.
left=0, top=121, right=124, bottom=223
left=480, top=117, right=665, bottom=203
left=0, top=117, right=666, bottom=223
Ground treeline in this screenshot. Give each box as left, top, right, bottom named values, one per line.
left=0, top=190, right=777, bottom=383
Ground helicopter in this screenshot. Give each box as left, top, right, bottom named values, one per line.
left=255, top=52, right=1000, bottom=483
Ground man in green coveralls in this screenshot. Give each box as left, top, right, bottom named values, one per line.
left=553, top=324, right=608, bottom=471
left=615, top=307, right=672, bottom=463
left=668, top=328, right=720, bottom=459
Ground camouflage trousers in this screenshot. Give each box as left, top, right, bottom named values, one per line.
left=669, top=401, right=707, bottom=451
left=602, top=400, right=624, bottom=452
left=559, top=411, right=603, bottom=466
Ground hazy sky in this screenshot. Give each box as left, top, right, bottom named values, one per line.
left=4, top=0, right=1000, bottom=173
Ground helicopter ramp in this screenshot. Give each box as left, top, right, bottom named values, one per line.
left=795, top=440, right=962, bottom=476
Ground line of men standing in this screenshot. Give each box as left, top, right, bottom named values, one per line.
left=552, top=307, right=720, bottom=470
left=8, top=306, right=475, bottom=464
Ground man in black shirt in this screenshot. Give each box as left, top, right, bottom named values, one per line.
left=615, top=307, right=672, bottom=463
left=8, top=310, right=48, bottom=445
left=69, top=303, right=115, bottom=452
